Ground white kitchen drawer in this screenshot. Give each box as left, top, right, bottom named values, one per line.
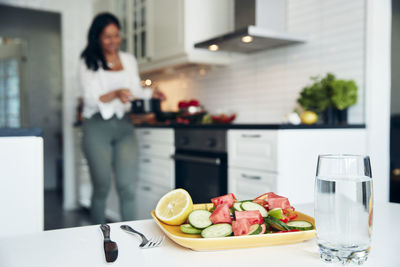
left=228, top=130, right=278, bottom=172
left=138, top=156, right=175, bottom=188
left=228, top=167, right=276, bottom=201
left=135, top=128, right=174, bottom=145
left=135, top=181, right=171, bottom=220
left=137, top=142, right=175, bottom=159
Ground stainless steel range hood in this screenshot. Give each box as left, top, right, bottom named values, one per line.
left=194, top=0, right=306, bottom=53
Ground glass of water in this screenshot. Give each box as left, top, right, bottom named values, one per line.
left=315, top=154, right=373, bottom=265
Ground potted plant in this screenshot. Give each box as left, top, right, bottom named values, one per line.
left=297, top=73, right=358, bottom=125
left=330, top=79, right=358, bottom=124
left=297, top=73, right=334, bottom=124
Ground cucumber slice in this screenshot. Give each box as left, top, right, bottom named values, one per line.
left=286, top=220, right=313, bottom=231
left=188, top=210, right=212, bottom=229
left=264, top=216, right=290, bottom=231
left=233, top=202, right=243, bottom=211
left=201, top=223, right=233, bottom=238
left=259, top=223, right=266, bottom=234
left=240, top=201, right=268, bottom=217
left=248, top=224, right=262, bottom=235
left=180, top=224, right=202, bottom=234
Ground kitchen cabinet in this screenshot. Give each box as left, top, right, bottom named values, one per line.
left=113, top=0, right=151, bottom=64
left=113, top=0, right=234, bottom=74
left=135, top=180, right=171, bottom=219
left=228, top=128, right=367, bottom=204
left=228, top=130, right=278, bottom=172
left=135, top=128, right=175, bottom=219
left=228, top=168, right=276, bottom=201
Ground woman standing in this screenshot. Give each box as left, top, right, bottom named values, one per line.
left=79, top=13, right=159, bottom=223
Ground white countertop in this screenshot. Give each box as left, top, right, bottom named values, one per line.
left=1, top=202, right=399, bottom=267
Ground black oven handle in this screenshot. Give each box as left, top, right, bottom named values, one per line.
left=172, top=154, right=221, bottom=166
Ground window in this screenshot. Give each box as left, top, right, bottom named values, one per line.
left=0, top=58, right=20, bottom=127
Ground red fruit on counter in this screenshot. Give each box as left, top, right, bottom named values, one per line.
left=178, top=101, right=189, bottom=109
left=188, top=99, right=200, bottom=107
left=228, top=113, right=236, bottom=121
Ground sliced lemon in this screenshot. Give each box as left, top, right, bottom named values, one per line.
left=268, top=208, right=284, bottom=219
left=155, top=189, right=193, bottom=225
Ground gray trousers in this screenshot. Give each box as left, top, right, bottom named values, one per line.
left=82, top=113, right=137, bottom=224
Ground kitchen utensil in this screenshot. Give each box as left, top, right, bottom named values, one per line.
left=99, top=224, right=118, bottom=263
left=131, top=98, right=161, bottom=114
left=151, top=203, right=315, bottom=251
left=120, top=225, right=165, bottom=249
left=315, top=155, right=373, bottom=265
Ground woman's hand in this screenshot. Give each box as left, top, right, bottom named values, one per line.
left=117, top=89, right=134, bottom=103
left=152, top=88, right=166, bottom=101
left=99, top=89, right=134, bottom=103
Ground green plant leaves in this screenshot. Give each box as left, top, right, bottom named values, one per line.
left=331, top=80, right=358, bottom=110
left=297, top=73, right=358, bottom=112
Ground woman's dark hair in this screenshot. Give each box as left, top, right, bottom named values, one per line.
left=81, top=12, right=120, bottom=71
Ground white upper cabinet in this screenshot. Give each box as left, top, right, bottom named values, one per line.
left=113, top=0, right=235, bottom=74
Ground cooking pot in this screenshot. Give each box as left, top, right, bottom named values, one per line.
left=131, top=98, right=161, bottom=114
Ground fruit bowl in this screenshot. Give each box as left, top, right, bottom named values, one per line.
left=151, top=203, right=316, bottom=251
left=211, top=113, right=236, bottom=124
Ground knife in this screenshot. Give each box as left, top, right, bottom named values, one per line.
left=100, top=224, right=118, bottom=263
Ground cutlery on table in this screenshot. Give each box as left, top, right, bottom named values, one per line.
left=120, top=224, right=164, bottom=249
left=100, top=224, right=118, bottom=263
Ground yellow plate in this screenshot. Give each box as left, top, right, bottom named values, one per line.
left=151, top=203, right=316, bottom=251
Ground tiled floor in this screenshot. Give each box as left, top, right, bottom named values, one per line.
left=44, top=190, right=92, bottom=230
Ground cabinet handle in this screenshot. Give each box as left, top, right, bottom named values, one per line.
left=141, top=158, right=151, bottom=163
left=141, top=186, right=151, bottom=191
left=241, top=134, right=261, bottom=138
left=142, top=131, right=150, bottom=135
left=241, top=174, right=261, bottom=180
left=142, top=144, right=151, bottom=149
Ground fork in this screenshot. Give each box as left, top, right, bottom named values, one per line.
left=120, top=225, right=164, bottom=249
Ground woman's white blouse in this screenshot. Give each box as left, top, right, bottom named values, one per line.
left=78, top=51, right=144, bottom=120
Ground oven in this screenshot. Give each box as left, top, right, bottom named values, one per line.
left=173, top=129, right=227, bottom=203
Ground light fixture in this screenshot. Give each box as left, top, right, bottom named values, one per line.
left=144, top=79, right=152, bottom=86
left=208, top=44, right=219, bottom=51
left=241, top=35, right=254, bottom=43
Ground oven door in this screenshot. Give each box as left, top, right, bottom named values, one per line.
left=173, top=150, right=227, bottom=203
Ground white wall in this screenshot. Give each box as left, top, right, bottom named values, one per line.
left=155, top=0, right=366, bottom=124
left=365, top=0, right=391, bottom=202
left=153, top=0, right=391, bottom=202
left=0, top=0, right=93, bottom=209
left=0, top=5, right=62, bottom=190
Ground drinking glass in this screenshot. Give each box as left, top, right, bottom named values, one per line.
left=314, top=154, right=373, bottom=265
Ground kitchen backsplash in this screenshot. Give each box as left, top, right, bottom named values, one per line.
left=155, top=0, right=365, bottom=124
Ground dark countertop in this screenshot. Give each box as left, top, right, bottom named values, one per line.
left=133, top=123, right=366, bottom=130
left=0, top=128, right=43, bottom=137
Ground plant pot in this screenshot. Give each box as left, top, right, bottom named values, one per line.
left=322, top=107, right=336, bottom=125
left=335, top=108, right=348, bottom=125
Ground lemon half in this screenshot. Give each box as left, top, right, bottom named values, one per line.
left=155, top=189, right=193, bottom=225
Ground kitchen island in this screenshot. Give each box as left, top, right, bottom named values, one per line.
left=0, top=202, right=398, bottom=267
left=0, top=128, right=44, bottom=238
